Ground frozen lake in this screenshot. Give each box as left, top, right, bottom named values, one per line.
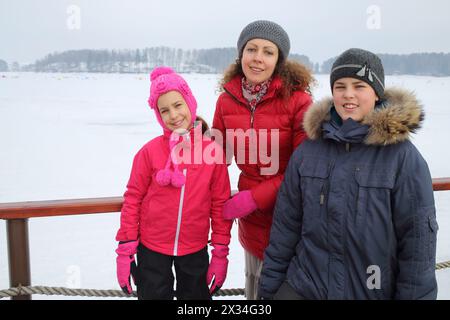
left=0, top=72, right=449, bottom=299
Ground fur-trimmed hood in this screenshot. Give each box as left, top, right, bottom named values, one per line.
left=303, top=88, right=425, bottom=145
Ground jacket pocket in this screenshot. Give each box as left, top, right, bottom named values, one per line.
left=298, top=158, right=331, bottom=231
left=354, top=167, right=395, bottom=229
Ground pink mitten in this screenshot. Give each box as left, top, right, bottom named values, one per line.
left=115, top=240, right=139, bottom=294
left=222, top=190, right=257, bottom=220
left=206, top=244, right=229, bottom=295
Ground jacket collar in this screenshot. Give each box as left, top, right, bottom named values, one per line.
left=303, top=88, right=425, bottom=146
left=223, top=75, right=283, bottom=106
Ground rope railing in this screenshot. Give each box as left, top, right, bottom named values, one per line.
left=0, top=285, right=245, bottom=299
left=2, top=258, right=450, bottom=299
left=1, top=260, right=449, bottom=299
left=436, top=260, right=450, bottom=270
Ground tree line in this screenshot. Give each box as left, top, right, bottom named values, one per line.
left=13, top=47, right=313, bottom=74
left=322, top=52, right=450, bottom=77
left=1, top=49, right=450, bottom=76
left=3, top=48, right=313, bottom=74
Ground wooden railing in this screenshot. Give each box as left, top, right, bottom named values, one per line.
left=1, top=178, right=450, bottom=300
left=0, top=197, right=123, bottom=220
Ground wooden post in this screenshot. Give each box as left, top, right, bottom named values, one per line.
left=6, top=219, right=31, bottom=300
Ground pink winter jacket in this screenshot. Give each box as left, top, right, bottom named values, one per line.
left=116, top=129, right=233, bottom=256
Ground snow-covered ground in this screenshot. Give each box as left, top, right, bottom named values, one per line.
left=0, top=72, right=449, bottom=299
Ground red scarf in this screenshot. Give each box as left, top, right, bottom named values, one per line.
left=241, top=77, right=272, bottom=109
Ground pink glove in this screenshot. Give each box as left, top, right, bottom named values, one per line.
left=222, top=190, right=258, bottom=220
left=115, top=240, right=139, bottom=294
left=206, top=244, right=229, bottom=295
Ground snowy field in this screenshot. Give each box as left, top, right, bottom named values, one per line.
left=0, top=72, right=449, bottom=299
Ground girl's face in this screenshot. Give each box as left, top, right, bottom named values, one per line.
left=332, top=78, right=379, bottom=122
left=157, top=90, right=192, bottom=131
left=241, top=38, right=279, bottom=85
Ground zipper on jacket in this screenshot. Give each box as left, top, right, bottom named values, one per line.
left=250, top=105, right=255, bottom=127
left=355, top=167, right=360, bottom=213
left=173, top=168, right=187, bottom=256
left=223, top=87, right=257, bottom=128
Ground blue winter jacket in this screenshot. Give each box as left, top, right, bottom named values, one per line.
left=258, top=88, right=438, bottom=300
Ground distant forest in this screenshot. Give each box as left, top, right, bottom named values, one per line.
left=1, top=48, right=450, bottom=76
left=322, top=52, right=450, bottom=77
left=1, top=48, right=312, bottom=74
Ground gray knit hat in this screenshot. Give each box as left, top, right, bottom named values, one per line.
left=237, top=20, right=290, bottom=60
left=330, top=48, right=385, bottom=99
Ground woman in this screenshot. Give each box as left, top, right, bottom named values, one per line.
left=212, top=20, right=314, bottom=299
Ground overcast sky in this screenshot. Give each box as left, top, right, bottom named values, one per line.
left=2, top=0, right=450, bottom=64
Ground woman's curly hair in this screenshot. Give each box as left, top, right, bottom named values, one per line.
left=219, top=57, right=316, bottom=98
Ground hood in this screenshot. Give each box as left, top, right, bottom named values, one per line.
left=303, top=88, right=425, bottom=145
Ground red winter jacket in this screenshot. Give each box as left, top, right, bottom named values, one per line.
left=116, top=128, right=232, bottom=256
left=213, top=75, right=312, bottom=260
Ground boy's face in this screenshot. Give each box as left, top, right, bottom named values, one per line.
left=241, top=38, right=279, bottom=85
left=332, top=77, right=379, bottom=122
left=157, top=90, right=192, bottom=132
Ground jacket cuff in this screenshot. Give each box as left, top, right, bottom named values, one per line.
left=115, top=229, right=139, bottom=242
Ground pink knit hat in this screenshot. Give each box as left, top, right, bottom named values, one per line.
left=147, top=67, right=198, bottom=188
left=148, top=66, right=197, bottom=132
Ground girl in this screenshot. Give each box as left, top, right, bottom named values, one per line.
left=115, top=67, right=232, bottom=300
left=258, top=48, right=438, bottom=299
left=212, top=20, right=314, bottom=299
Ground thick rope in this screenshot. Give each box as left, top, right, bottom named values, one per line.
left=0, top=285, right=244, bottom=299
left=436, top=260, right=450, bottom=270
left=2, top=260, right=449, bottom=299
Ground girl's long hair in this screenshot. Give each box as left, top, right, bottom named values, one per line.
left=195, top=115, right=209, bottom=135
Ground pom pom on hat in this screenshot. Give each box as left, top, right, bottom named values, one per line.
left=154, top=132, right=187, bottom=188
left=156, top=169, right=172, bottom=186
left=171, top=170, right=186, bottom=188
left=150, top=66, right=175, bottom=81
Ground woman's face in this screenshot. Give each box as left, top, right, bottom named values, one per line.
left=332, top=78, right=379, bottom=122
left=157, top=90, right=192, bottom=132
left=241, top=38, right=279, bottom=85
